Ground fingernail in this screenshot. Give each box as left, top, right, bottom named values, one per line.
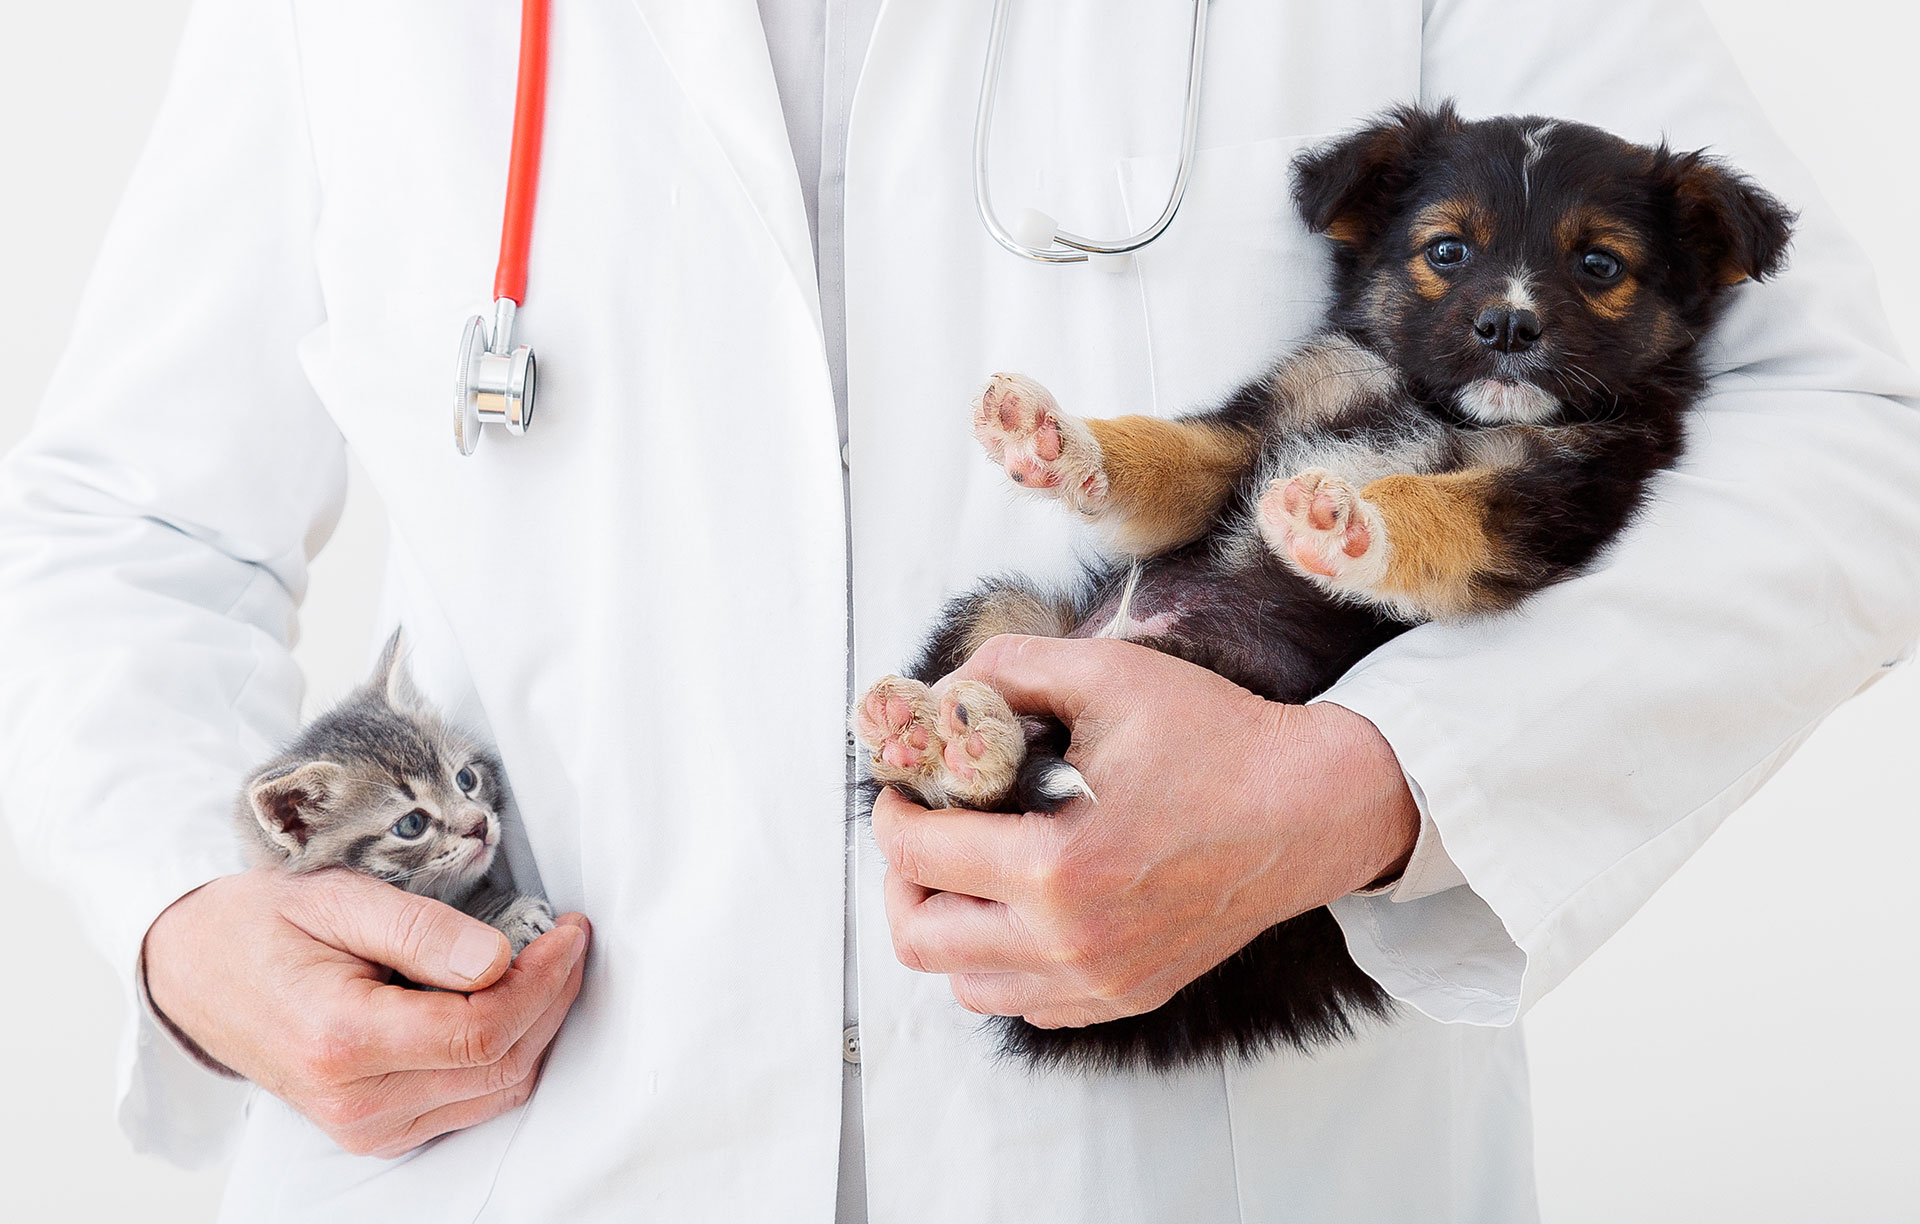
left=449, top=927, right=504, bottom=982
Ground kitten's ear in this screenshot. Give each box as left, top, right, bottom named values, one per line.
left=1659, top=148, right=1797, bottom=287
left=1293, top=102, right=1462, bottom=247
left=248, top=761, right=346, bottom=856
left=374, top=626, right=426, bottom=713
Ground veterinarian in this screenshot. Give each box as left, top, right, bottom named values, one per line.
left=3, top=2, right=1916, bottom=1220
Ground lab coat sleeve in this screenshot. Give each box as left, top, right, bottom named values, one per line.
left=0, top=0, right=337, bottom=1165
left=1319, top=0, right=1920, bottom=1026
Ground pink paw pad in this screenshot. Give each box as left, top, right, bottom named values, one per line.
left=936, top=691, right=993, bottom=783
left=855, top=679, right=941, bottom=777
left=1258, top=470, right=1376, bottom=579
left=971, top=374, right=1105, bottom=503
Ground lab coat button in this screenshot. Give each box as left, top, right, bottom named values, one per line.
left=842, top=1025, right=861, bottom=1064
left=840, top=442, right=851, bottom=469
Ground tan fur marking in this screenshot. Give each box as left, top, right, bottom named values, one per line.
left=1411, top=198, right=1493, bottom=249
left=1408, top=256, right=1447, bottom=300
left=1362, top=468, right=1506, bottom=619
left=1085, top=416, right=1259, bottom=557
left=957, top=589, right=1074, bottom=660
left=1553, top=207, right=1649, bottom=265
left=1324, top=217, right=1364, bottom=246
left=1589, top=281, right=1638, bottom=322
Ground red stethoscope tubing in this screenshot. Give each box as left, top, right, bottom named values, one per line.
left=494, top=0, right=551, bottom=307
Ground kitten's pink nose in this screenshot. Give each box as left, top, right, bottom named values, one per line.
left=458, top=809, right=495, bottom=844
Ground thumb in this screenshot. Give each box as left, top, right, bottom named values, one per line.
left=946, top=633, right=1112, bottom=723
left=284, top=868, right=512, bottom=991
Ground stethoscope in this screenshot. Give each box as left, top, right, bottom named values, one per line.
left=454, top=0, right=1209, bottom=453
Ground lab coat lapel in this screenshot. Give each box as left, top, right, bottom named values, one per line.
left=625, top=0, right=822, bottom=330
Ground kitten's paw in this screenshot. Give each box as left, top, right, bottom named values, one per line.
left=931, top=681, right=1026, bottom=809
left=855, top=676, right=944, bottom=788
left=972, top=373, right=1108, bottom=514
left=497, top=896, right=556, bottom=956
left=1257, top=469, right=1390, bottom=590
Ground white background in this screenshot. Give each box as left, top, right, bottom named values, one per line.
left=2, top=2, right=1916, bottom=1220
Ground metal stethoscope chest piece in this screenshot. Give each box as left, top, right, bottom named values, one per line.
left=975, top=0, right=1211, bottom=263
left=455, top=0, right=551, bottom=456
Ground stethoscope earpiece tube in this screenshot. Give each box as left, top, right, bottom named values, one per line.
left=455, top=0, right=552, bottom=456
left=974, top=0, right=1210, bottom=263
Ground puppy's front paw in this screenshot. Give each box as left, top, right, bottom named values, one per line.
left=497, top=897, right=556, bottom=956
left=972, top=374, right=1108, bottom=514
left=1257, top=469, right=1389, bottom=591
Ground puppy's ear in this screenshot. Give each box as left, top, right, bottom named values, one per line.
left=248, top=761, right=346, bottom=857
left=1293, top=102, right=1462, bottom=247
left=1662, top=149, right=1797, bottom=287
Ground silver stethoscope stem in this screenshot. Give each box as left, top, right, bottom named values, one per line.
left=455, top=298, right=537, bottom=456
left=974, top=0, right=1211, bottom=263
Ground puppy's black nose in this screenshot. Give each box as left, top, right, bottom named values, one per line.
left=1473, top=306, right=1543, bottom=353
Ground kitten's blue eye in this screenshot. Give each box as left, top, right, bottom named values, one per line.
left=455, top=766, right=478, bottom=794
left=392, top=811, right=429, bottom=839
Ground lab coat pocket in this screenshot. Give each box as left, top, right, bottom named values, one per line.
left=1116, top=134, right=1335, bottom=413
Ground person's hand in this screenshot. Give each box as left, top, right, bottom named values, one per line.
left=871, top=634, right=1417, bottom=1029
left=143, top=866, right=589, bottom=1158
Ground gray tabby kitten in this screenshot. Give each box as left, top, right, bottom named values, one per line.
left=237, top=629, right=554, bottom=954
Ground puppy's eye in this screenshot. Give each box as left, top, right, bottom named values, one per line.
left=455, top=765, right=478, bottom=794
left=1426, top=238, right=1471, bottom=269
left=1582, top=250, right=1624, bottom=282
left=392, top=811, right=430, bottom=839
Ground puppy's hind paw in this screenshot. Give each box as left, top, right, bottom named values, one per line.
left=931, top=681, right=1027, bottom=809
left=854, top=677, right=943, bottom=790
left=972, top=374, right=1109, bottom=515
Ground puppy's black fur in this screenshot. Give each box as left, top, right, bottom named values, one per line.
left=869, top=105, right=1794, bottom=1072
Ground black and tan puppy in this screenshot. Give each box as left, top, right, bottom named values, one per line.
left=854, top=104, right=1795, bottom=1071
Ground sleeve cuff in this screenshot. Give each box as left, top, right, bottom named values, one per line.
left=1346, top=772, right=1470, bottom=902
left=114, top=877, right=254, bottom=1168
left=1314, top=695, right=1526, bottom=1026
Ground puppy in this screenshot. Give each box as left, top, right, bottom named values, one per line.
left=855, top=104, right=1796, bottom=1071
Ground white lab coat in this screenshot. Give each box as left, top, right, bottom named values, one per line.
left=3, top=0, right=1917, bottom=1220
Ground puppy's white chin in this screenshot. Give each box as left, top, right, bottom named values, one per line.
left=1458, top=378, right=1559, bottom=424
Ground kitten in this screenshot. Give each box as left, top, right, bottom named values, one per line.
left=855, top=104, right=1796, bottom=1071
left=237, top=629, right=554, bottom=955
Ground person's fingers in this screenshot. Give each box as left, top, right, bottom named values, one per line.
left=361, top=913, right=590, bottom=1108
left=871, top=785, right=1049, bottom=903
left=947, top=971, right=1056, bottom=1018
left=283, top=869, right=513, bottom=991
left=945, top=633, right=1119, bottom=722
left=353, top=918, right=588, bottom=1072
left=882, top=871, right=1045, bottom=976
left=358, top=1073, right=543, bottom=1160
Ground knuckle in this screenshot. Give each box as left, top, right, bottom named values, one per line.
left=302, top=1022, right=365, bottom=1083
left=450, top=1018, right=509, bottom=1068
left=384, top=896, right=443, bottom=970
left=503, top=1073, right=539, bottom=1111
left=889, top=926, right=930, bottom=975
left=949, top=977, right=996, bottom=1016
left=306, top=1087, right=367, bottom=1134
left=888, top=836, right=928, bottom=886
left=486, top=1042, right=538, bottom=1095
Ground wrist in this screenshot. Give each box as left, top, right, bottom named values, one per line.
left=141, top=879, right=240, bottom=1076
left=1259, top=700, right=1421, bottom=901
